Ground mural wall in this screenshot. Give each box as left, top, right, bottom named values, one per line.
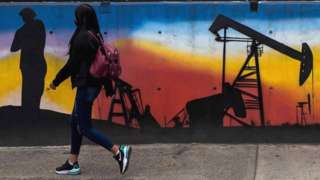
left=0, top=1, right=319, bottom=136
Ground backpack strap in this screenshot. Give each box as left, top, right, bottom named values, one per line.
left=88, top=31, right=108, bottom=56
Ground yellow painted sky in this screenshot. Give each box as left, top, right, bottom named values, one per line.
left=0, top=53, right=76, bottom=112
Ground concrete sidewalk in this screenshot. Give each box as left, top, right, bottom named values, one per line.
left=0, top=144, right=319, bottom=180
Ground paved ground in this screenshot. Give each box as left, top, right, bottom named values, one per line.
left=0, top=144, right=320, bottom=180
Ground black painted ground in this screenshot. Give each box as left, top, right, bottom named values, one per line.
left=1, top=105, right=320, bottom=146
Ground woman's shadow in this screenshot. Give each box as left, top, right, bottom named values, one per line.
left=10, top=8, right=47, bottom=122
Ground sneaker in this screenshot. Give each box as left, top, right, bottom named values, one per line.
left=114, top=145, right=132, bottom=174
left=55, top=160, right=81, bottom=175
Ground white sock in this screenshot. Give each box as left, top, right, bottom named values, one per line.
left=68, top=160, right=74, bottom=165
left=115, top=150, right=120, bottom=156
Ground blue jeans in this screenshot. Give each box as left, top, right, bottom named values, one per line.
left=70, top=86, right=114, bottom=155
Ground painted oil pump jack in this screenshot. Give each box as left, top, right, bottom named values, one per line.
left=296, top=94, right=311, bottom=126
left=208, top=14, right=313, bottom=127
left=108, top=78, right=144, bottom=128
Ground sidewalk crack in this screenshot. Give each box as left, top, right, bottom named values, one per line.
left=253, top=144, right=259, bottom=180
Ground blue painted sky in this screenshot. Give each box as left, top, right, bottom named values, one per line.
left=0, top=2, right=319, bottom=58
left=0, top=2, right=319, bottom=32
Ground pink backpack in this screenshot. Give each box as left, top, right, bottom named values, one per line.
left=88, top=31, right=121, bottom=79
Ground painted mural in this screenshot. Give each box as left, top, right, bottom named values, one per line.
left=0, top=1, right=319, bottom=134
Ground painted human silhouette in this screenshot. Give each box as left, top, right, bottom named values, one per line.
left=10, top=8, right=47, bottom=120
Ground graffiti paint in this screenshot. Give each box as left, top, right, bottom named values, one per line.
left=0, top=2, right=319, bottom=130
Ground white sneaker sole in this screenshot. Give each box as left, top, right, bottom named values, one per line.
left=55, top=168, right=81, bottom=175
left=121, top=146, right=132, bottom=174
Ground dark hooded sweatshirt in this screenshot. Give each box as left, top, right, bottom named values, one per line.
left=52, top=29, right=101, bottom=88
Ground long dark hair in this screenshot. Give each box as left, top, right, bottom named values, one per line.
left=69, top=4, right=102, bottom=54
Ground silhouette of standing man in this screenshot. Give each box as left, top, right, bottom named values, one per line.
left=11, top=8, right=47, bottom=121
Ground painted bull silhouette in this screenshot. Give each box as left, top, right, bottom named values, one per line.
left=186, top=83, right=246, bottom=129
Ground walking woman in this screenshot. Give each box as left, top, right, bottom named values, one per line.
left=48, top=4, right=131, bottom=175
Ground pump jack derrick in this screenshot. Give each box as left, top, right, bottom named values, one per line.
left=209, top=15, right=313, bottom=127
